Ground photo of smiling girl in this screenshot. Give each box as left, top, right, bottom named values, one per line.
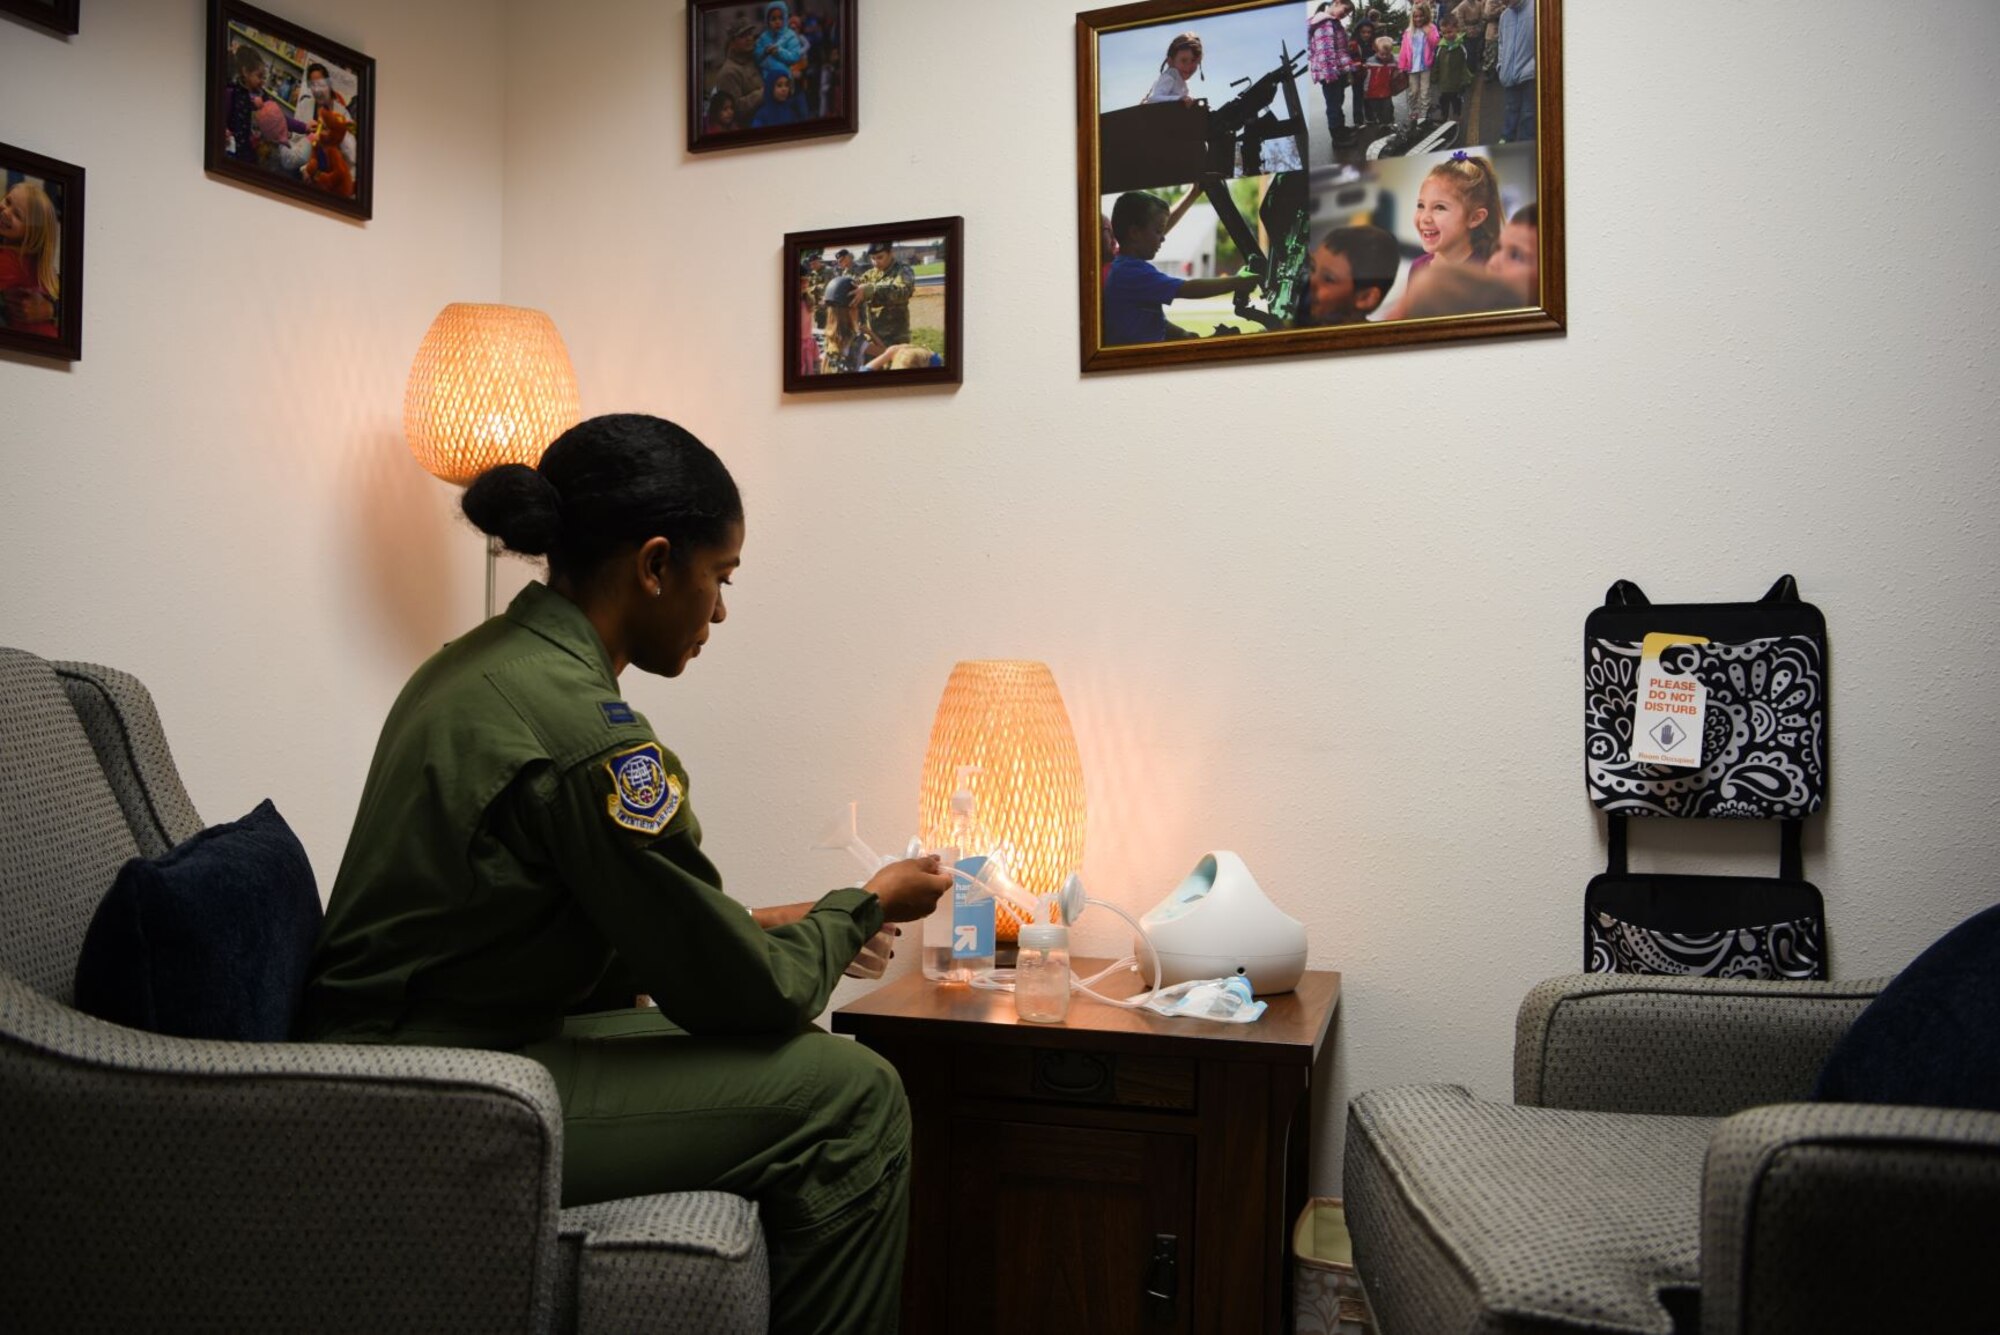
left=1408, top=153, right=1500, bottom=279
left=1142, top=31, right=1204, bottom=105
left=0, top=142, right=82, bottom=361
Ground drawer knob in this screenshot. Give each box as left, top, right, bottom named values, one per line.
left=1034, top=1050, right=1111, bottom=1099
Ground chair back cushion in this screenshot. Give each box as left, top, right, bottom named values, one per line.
left=1814, top=902, right=2000, bottom=1112
left=0, top=649, right=141, bottom=1002
left=74, top=800, right=322, bottom=1041
left=52, top=661, right=204, bottom=857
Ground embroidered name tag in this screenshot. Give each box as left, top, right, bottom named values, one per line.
left=600, top=701, right=637, bottom=726
left=604, top=742, right=683, bottom=836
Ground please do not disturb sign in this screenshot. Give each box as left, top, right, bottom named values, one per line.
left=1630, top=633, right=1708, bottom=768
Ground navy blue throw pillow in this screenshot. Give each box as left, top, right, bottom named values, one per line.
left=73, top=800, right=321, bottom=1042
left=1813, top=903, right=2000, bottom=1112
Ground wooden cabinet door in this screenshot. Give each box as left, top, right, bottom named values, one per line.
left=948, top=1118, right=1194, bottom=1335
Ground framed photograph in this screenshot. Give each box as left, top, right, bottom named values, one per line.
left=688, top=0, right=857, bottom=153
left=0, top=0, right=80, bottom=36
left=783, top=217, right=962, bottom=393
left=204, top=0, right=375, bottom=221
left=0, top=143, right=85, bottom=362
left=1077, top=0, right=1563, bottom=373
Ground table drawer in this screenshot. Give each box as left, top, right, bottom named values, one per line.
left=954, top=1043, right=1195, bottom=1112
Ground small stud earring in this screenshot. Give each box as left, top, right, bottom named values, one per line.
left=651, top=586, right=663, bottom=598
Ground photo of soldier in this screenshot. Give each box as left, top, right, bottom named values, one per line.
left=857, top=241, right=914, bottom=350
left=786, top=232, right=951, bottom=381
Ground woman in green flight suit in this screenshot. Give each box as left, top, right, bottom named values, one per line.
left=301, top=413, right=950, bottom=1335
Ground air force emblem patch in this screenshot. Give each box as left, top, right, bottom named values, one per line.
left=604, top=743, right=683, bottom=836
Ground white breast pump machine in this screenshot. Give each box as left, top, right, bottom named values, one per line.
left=816, top=804, right=1308, bottom=1010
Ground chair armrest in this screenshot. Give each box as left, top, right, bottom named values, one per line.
left=1514, top=973, right=1886, bottom=1115
left=1701, top=1102, right=2000, bottom=1335
left=560, top=1193, right=769, bottom=1335
left=1, top=972, right=564, bottom=1332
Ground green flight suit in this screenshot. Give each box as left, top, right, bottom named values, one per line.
left=857, top=261, right=916, bottom=347
left=303, top=581, right=909, bottom=1335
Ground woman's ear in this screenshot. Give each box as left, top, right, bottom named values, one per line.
left=637, top=536, right=674, bottom=595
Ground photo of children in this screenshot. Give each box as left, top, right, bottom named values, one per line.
left=0, top=169, right=64, bottom=343
left=1301, top=139, right=1535, bottom=322
left=219, top=21, right=364, bottom=203
left=784, top=222, right=960, bottom=392
left=691, top=1, right=852, bottom=151
left=1081, top=0, right=1553, bottom=366
left=1315, top=0, right=1538, bottom=165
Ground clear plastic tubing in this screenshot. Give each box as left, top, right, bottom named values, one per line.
left=1013, top=923, right=1071, bottom=1023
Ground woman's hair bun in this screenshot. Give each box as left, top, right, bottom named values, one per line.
left=462, top=463, right=563, bottom=556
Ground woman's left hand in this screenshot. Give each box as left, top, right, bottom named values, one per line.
left=844, top=923, right=900, bottom=979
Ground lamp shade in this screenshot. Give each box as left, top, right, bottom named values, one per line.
left=404, top=303, right=581, bottom=485
left=920, top=661, right=1086, bottom=942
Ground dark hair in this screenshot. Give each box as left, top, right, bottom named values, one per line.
left=1111, top=191, right=1169, bottom=245
left=462, top=414, right=742, bottom=583
left=231, top=44, right=266, bottom=77
left=306, top=62, right=330, bottom=80
left=1319, top=224, right=1401, bottom=295
left=1511, top=202, right=1539, bottom=228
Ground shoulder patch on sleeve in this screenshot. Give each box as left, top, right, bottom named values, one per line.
left=603, top=742, right=684, bottom=836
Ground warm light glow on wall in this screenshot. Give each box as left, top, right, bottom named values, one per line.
left=920, top=661, right=1086, bottom=942
left=404, top=303, right=581, bottom=484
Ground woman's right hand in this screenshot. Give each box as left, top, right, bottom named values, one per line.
left=865, top=855, right=953, bottom=923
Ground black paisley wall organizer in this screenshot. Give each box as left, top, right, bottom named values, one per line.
left=1580, top=577, right=1830, bottom=981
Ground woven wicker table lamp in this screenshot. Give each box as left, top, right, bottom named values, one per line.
left=919, top=660, right=1086, bottom=943
left=404, top=302, right=581, bottom=617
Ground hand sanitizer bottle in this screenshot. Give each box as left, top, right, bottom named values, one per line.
left=921, top=767, right=996, bottom=983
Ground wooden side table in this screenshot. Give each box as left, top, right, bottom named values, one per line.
left=832, top=962, right=1340, bottom=1335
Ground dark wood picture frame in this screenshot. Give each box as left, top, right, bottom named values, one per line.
left=783, top=216, right=963, bottom=394
left=0, top=142, right=85, bottom=363
left=688, top=0, right=858, bottom=154
left=203, top=0, right=375, bottom=222
left=0, top=0, right=79, bottom=36
left=1076, top=0, right=1564, bottom=374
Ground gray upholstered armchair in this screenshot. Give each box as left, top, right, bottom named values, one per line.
left=1344, top=972, right=2000, bottom=1334
left=0, top=648, right=768, bottom=1333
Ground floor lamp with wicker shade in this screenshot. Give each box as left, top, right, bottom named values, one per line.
left=404, top=303, right=581, bottom=618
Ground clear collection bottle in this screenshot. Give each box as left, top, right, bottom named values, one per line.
left=1013, top=922, right=1071, bottom=1024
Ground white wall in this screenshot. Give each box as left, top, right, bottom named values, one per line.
left=500, top=0, right=2000, bottom=1193
left=0, top=0, right=505, bottom=870
left=5, top=0, right=1995, bottom=1202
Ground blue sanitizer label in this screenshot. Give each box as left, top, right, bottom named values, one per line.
left=952, top=857, right=996, bottom=958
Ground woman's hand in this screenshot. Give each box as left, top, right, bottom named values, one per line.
left=843, top=924, right=901, bottom=979
left=865, top=855, right=952, bottom=923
